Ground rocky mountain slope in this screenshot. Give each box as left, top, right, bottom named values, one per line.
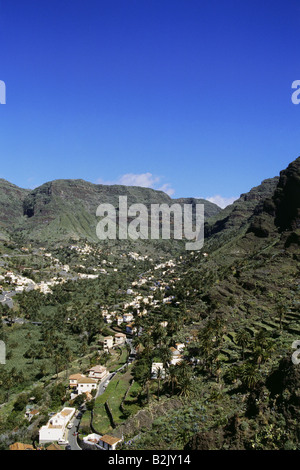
left=0, top=178, right=221, bottom=244
left=123, top=156, right=300, bottom=451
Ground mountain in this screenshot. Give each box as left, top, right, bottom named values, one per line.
left=1, top=157, right=300, bottom=451
left=125, top=156, right=300, bottom=450
left=204, top=176, right=280, bottom=248
left=187, top=156, right=300, bottom=316
left=0, top=179, right=30, bottom=241
left=0, top=178, right=221, bottom=244
left=274, top=157, right=300, bottom=231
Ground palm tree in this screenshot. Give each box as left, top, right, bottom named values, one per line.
left=224, top=364, right=241, bottom=385
left=158, top=344, right=172, bottom=370
left=53, top=352, right=64, bottom=379
left=177, top=361, right=193, bottom=398
left=240, top=362, right=261, bottom=391
left=152, top=324, right=167, bottom=348
left=141, top=333, right=154, bottom=360
left=236, top=329, right=251, bottom=360
left=277, top=302, right=286, bottom=332
left=168, top=364, right=178, bottom=395
left=252, top=338, right=275, bottom=364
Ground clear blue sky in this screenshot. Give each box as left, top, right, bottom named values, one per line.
left=0, top=0, right=300, bottom=207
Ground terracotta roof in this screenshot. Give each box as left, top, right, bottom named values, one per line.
left=69, top=373, right=85, bottom=380
left=60, top=408, right=74, bottom=417
left=88, top=365, right=106, bottom=373
left=78, top=377, right=98, bottom=384
left=100, top=435, right=122, bottom=446
left=46, top=443, right=63, bottom=451
left=9, top=442, right=35, bottom=451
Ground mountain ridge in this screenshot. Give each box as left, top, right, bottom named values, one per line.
left=0, top=177, right=221, bottom=244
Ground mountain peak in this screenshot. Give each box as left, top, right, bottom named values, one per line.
left=273, top=156, right=300, bottom=231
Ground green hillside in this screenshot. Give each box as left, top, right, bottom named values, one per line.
left=0, top=178, right=221, bottom=244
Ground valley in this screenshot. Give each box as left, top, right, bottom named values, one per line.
left=0, top=157, right=300, bottom=451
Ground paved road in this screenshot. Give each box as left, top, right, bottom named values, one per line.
left=67, top=373, right=117, bottom=450
left=67, top=341, right=137, bottom=450
left=95, top=372, right=115, bottom=398
left=66, top=408, right=86, bottom=450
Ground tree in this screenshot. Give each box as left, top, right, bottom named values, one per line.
left=13, top=393, right=28, bottom=411
left=86, top=398, right=95, bottom=411
left=240, top=362, right=261, bottom=391
left=53, top=352, right=64, bottom=379
left=276, top=302, right=287, bottom=332
left=176, top=361, right=193, bottom=398
left=132, top=358, right=152, bottom=403
left=168, top=364, right=178, bottom=396
left=236, top=329, right=251, bottom=360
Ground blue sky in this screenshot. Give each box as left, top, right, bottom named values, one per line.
left=0, top=0, right=300, bottom=207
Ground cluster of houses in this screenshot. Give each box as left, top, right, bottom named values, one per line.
left=102, top=310, right=134, bottom=326
left=101, top=332, right=127, bottom=351
left=0, top=271, right=64, bottom=295
left=14, top=363, right=118, bottom=449
left=101, top=310, right=139, bottom=338
left=69, top=365, right=109, bottom=399
left=6, top=246, right=189, bottom=451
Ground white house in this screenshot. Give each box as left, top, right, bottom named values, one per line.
left=25, top=409, right=40, bottom=421
left=87, top=365, right=108, bottom=381
left=83, top=433, right=101, bottom=446
left=77, top=376, right=98, bottom=395
left=114, top=333, right=126, bottom=345
left=98, top=435, right=122, bottom=450
left=103, top=313, right=114, bottom=324
left=69, top=373, right=86, bottom=388
left=123, top=313, right=134, bottom=323
left=175, top=343, right=185, bottom=352
left=169, top=347, right=183, bottom=365
left=39, top=407, right=75, bottom=444
left=102, top=336, right=114, bottom=350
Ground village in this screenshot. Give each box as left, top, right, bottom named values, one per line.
left=1, top=242, right=194, bottom=451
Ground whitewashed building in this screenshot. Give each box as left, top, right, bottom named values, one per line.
left=114, top=333, right=126, bottom=345
left=77, top=376, right=98, bottom=395
left=39, top=407, right=75, bottom=444
left=98, top=435, right=122, bottom=450
left=87, top=365, right=108, bottom=381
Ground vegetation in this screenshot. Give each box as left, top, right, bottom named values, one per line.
left=1, top=157, right=300, bottom=450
